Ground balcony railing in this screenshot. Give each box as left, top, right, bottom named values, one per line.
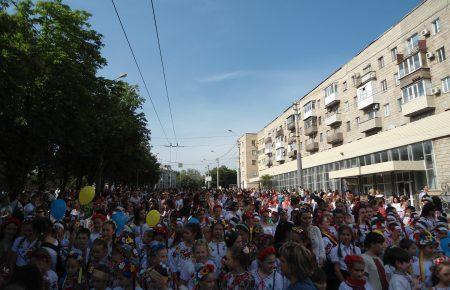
left=325, top=113, right=341, bottom=127
left=359, top=117, right=382, bottom=133
left=324, top=92, right=339, bottom=108
left=305, top=141, right=318, bottom=152
left=305, top=124, right=318, bottom=136
left=275, top=140, right=284, bottom=149
left=402, top=95, right=435, bottom=117
left=357, top=93, right=378, bottom=110
left=303, top=109, right=316, bottom=120
left=327, top=132, right=343, bottom=144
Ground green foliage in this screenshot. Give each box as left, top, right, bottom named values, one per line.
left=177, top=169, right=203, bottom=189
left=0, top=0, right=160, bottom=195
left=260, top=174, right=273, bottom=189
left=208, top=166, right=237, bottom=188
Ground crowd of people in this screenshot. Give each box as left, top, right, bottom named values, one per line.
left=0, top=186, right=448, bottom=290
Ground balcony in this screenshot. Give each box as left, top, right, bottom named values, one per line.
left=286, top=115, right=296, bottom=132
left=264, top=147, right=272, bottom=156
left=357, top=94, right=378, bottom=110
left=327, top=132, right=343, bottom=144
left=288, top=150, right=297, bottom=159
left=287, top=136, right=296, bottom=144
left=276, top=127, right=284, bottom=137
left=265, top=137, right=272, bottom=144
left=325, top=113, right=341, bottom=127
left=402, top=95, right=435, bottom=117
left=275, top=140, right=284, bottom=149
left=359, top=117, right=382, bottom=133
left=304, top=124, right=318, bottom=136
left=324, top=92, right=339, bottom=108
left=305, top=141, right=318, bottom=152
left=303, top=108, right=316, bottom=120
left=275, top=149, right=285, bottom=162
left=265, top=159, right=273, bottom=167
left=399, top=67, right=431, bottom=88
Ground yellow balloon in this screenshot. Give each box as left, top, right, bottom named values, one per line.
left=79, top=186, right=95, bottom=205
left=146, top=210, right=160, bottom=227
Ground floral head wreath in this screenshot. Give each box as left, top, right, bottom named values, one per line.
left=116, top=259, right=137, bottom=278
left=212, top=218, right=227, bottom=228
left=433, top=256, right=450, bottom=266
left=292, top=226, right=304, bottom=235
left=258, top=246, right=276, bottom=261
left=193, top=263, right=215, bottom=285
left=415, top=230, right=436, bottom=247
left=67, top=250, right=83, bottom=263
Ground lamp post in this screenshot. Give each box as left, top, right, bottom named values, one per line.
left=216, top=158, right=219, bottom=188
left=113, top=73, right=128, bottom=81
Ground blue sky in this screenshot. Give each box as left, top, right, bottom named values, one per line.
left=66, top=0, right=421, bottom=172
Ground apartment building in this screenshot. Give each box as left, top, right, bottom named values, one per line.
left=238, top=0, right=450, bottom=198
left=237, top=133, right=259, bottom=188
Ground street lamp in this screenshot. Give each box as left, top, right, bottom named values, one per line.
left=114, top=73, right=128, bottom=81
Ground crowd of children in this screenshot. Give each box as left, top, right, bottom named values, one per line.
left=0, top=186, right=448, bottom=290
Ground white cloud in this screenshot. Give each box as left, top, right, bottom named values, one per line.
left=197, top=70, right=249, bottom=83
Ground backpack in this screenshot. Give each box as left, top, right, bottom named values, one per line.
left=40, top=241, right=64, bottom=277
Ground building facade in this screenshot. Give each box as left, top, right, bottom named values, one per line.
left=154, top=165, right=177, bottom=189
left=237, top=133, right=259, bottom=188
left=239, top=0, right=450, bottom=198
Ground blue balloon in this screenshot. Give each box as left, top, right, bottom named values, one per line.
left=50, top=199, right=66, bottom=221
left=112, top=211, right=128, bottom=234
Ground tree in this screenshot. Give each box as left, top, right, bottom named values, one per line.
left=0, top=0, right=160, bottom=195
left=260, top=174, right=273, bottom=189
left=177, top=169, right=203, bottom=189
left=208, top=166, right=237, bottom=188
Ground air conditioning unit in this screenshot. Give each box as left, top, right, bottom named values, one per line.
left=431, top=87, right=441, bottom=95
left=426, top=52, right=435, bottom=59
left=421, top=29, right=430, bottom=37
left=373, top=103, right=380, bottom=110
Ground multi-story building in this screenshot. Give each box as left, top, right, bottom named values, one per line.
left=237, top=133, right=259, bottom=188
left=239, top=0, right=450, bottom=198
left=154, top=165, right=177, bottom=189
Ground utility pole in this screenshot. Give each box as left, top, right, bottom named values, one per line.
left=216, top=158, right=219, bottom=188
left=293, top=102, right=303, bottom=190
left=237, top=140, right=241, bottom=188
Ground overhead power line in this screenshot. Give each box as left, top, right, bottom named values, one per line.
left=149, top=0, right=178, bottom=146
left=110, top=0, right=171, bottom=144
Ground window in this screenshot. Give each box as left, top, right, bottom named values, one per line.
left=406, top=33, right=419, bottom=54
left=252, top=160, right=256, bottom=165
left=402, top=80, right=428, bottom=103
left=384, top=103, right=390, bottom=116
left=432, top=18, right=440, bottom=34
left=318, top=116, right=322, bottom=125
left=378, top=56, right=385, bottom=68
left=344, top=101, right=349, bottom=112
left=303, top=101, right=315, bottom=114
left=355, top=117, right=360, bottom=128
left=251, top=140, right=256, bottom=146
left=324, top=83, right=338, bottom=97
left=353, top=96, right=358, bottom=108
left=319, top=133, right=323, bottom=142
left=317, top=99, right=321, bottom=109
left=394, top=73, right=400, bottom=86
left=367, top=110, right=377, bottom=119
left=346, top=121, right=351, bottom=132
left=437, top=47, right=446, bottom=63
left=381, top=79, right=388, bottom=92
left=252, top=150, right=257, bottom=156
left=442, top=77, right=450, bottom=93
left=397, top=98, right=402, bottom=112
left=398, top=53, right=422, bottom=78
left=391, top=47, right=398, bottom=62
left=343, top=81, right=348, bottom=91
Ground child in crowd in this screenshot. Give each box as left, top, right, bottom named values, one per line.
left=412, top=230, right=438, bottom=288
left=278, top=242, right=317, bottom=290
left=192, top=263, right=218, bottom=290
left=60, top=250, right=87, bottom=289
left=30, top=248, right=58, bottom=290
left=329, top=225, right=361, bottom=283
left=387, top=247, right=419, bottom=290
left=430, top=257, right=450, bottom=289
left=338, top=255, right=373, bottom=290
left=11, top=218, right=38, bottom=267
left=180, top=239, right=216, bottom=290
left=208, top=219, right=227, bottom=267
left=251, top=246, right=285, bottom=290
left=361, top=232, right=388, bottom=290
left=101, top=221, right=116, bottom=256
left=90, top=264, right=112, bottom=290
left=112, top=259, right=142, bottom=290
left=221, top=246, right=255, bottom=289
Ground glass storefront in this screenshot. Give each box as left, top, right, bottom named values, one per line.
left=269, top=140, right=436, bottom=196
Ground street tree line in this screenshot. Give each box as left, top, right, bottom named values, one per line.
left=0, top=0, right=160, bottom=195
left=176, top=166, right=237, bottom=189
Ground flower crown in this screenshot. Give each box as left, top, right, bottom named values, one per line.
left=116, top=259, right=137, bottom=278
left=67, top=251, right=83, bottom=263
left=433, top=256, right=450, bottom=266
left=193, top=263, right=215, bottom=285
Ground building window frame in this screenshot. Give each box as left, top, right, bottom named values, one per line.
left=398, top=52, right=422, bottom=79
left=391, top=47, right=398, bottom=62
left=437, top=47, right=446, bottom=63
left=378, top=56, right=385, bottom=68
left=442, top=77, right=450, bottom=93
left=384, top=103, right=390, bottom=117
left=432, top=18, right=440, bottom=35
left=381, top=79, right=388, bottom=92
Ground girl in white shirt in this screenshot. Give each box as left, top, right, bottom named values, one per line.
left=208, top=219, right=227, bottom=267
left=180, top=239, right=216, bottom=290
left=329, top=225, right=361, bottom=283
left=250, top=246, right=286, bottom=290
